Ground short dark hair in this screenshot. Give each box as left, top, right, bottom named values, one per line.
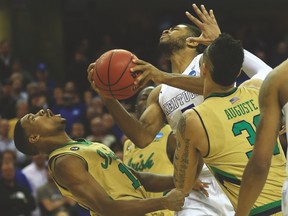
left=14, top=119, right=38, bottom=155
left=184, top=24, right=207, bottom=54
left=205, top=33, right=244, bottom=86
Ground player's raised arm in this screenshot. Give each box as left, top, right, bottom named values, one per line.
left=87, top=62, right=166, bottom=148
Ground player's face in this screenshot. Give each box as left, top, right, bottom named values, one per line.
left=21, top=109, right=66, bottom=137
left=135, top=88, right=153, bottom=118
left=159, top=24, right=190, bottom=55
left=160, top=24, right=188, bottom=43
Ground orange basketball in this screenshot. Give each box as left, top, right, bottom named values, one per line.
left=93, top=49, right=141, bottom=100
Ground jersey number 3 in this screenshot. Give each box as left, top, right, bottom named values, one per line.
left=232, top=114, right=280, bottom=158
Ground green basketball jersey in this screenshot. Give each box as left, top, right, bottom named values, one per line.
left=49, top=139, right=147, bottom=216
left=194, top=87, right=286, bottom=215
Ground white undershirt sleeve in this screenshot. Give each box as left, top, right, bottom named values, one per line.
left=243, top=49, right=272, bottom=80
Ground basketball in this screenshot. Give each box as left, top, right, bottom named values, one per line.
left=92, top=49, right=141, bottom=100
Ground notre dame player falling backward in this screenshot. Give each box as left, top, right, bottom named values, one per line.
left=13, top=109, right=185, bottom=216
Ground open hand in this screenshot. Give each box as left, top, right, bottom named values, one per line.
left=131, top=58, right=166, bottom=87
left=185, top=4, right=221, bottom=45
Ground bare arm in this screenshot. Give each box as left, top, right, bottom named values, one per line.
left=131, top=60, right=204, bottom=95
left=53, top=155, right=184, bottom=216
left=88, top=66, right=165, bottom=148
left=131, top=170, right=174, bottom=193
left=236, top=73, right=281, bottom=216
left=173, top=110, right=204, bottom=194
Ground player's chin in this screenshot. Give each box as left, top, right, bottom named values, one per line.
left=60, top=118, right=67, bottom=125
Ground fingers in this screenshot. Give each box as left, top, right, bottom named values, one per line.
left=134, top=74, right=148, bottom=88
left=185, top=11, right=202, bottom=28
left=132, top=58, right=147, bottom=66
left=87, top=62, right=95, bottom=74
left=186, top=36, right=204, bottom=43
left=87, top=68, right=94, bottom=83
left=209, top=9, right=218, bottom=24
left=192, top=4, right=207, bottom=23
left=200, top=5, right=210, bottom=21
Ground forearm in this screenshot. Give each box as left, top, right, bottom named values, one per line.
left=161, top=73, right=204, bottom=95
left=104, top=197, right=167, bottom=216
left=69, top=181, right=165, bottom=216
left=101, top=98, right=155, bottom=147
left=134, top=171, right=174, bottom=192
left=236, top=158, right=270, bottom=216
left=242, top=50, right=272, bottom=80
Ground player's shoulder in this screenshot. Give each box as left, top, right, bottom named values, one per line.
left=180, top=109, right=202, bottom=129
left=239, top=78, right=262, bottom=90
left=148, top=85, right=161, bottom=102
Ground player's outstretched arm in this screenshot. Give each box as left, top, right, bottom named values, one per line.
left=236, top=72, right=282, bottom=216
left=131, top=57, right=204, bottom=95
left=242, top=50, right=272, bottom=80
left=53, top=155, right=185, bottom=216
left=87, top=63, right=165, bottom=148
left=185, top=4, right=221, bottom=46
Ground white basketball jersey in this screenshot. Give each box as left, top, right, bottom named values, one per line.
left=159, top=54, right=204, bottom=132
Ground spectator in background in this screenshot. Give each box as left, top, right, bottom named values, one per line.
left=0, top=154, right=36, bottom=216
left=26, top=82, right=39, bottom=102
left=0, top=119, right=27, bottom=165
left=67, top=49, right=89, bottom=94
left=22, top=154, right=48, bottom=216
left=52, top=81, right=86, bottom=134
left=102, top=112, right=123, bottom=149
left=86, top=116, right=117, bottom=148
left=271, top=41, right=288, bottom=68
left=50, top=86, right=64, bottom=110
left=70, top=122, right=86, bottom=139
left=0, top=150, right=32, bottom=191
left=10, top=58, right=34, bottom=86
left=9, top=99, right=29, bottom=139
left=29, top=93, right=49, bottom=114
left=0, top=79, right=17, bottom=119
left=0, top=39, right=14, bottom=83
left=37, top=168, right=78, bottom=216
left=34, top=63, right=57, bottom=98
left=10, top=73, right=28, bottom=102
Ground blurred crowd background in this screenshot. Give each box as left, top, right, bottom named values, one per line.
left=0, top=0, right=287, bottom=215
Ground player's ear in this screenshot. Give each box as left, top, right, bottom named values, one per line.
left=29, top=134, right=40, bottom=144
left=186, top=37, right=199, bottom=48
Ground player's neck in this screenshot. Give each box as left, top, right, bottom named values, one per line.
left=41, top=133, right=74, bottom=154
left=170, top=50, right=197, bottom=74
left=203, top=80, right=235, bottom=99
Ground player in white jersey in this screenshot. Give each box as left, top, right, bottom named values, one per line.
left=88, top=4, right=273, bottom=215
left=236, top=59, right=288, bottom=216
